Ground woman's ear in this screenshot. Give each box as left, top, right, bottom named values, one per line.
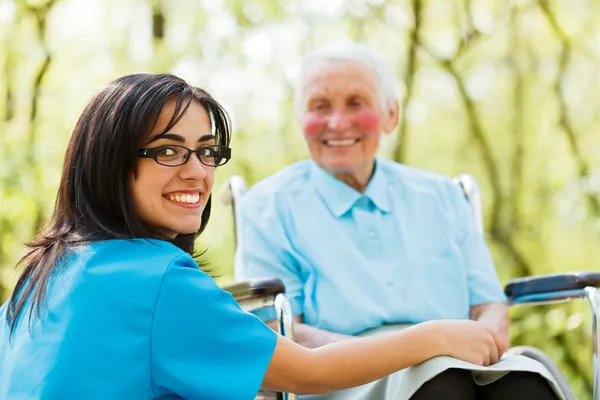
left=383, top=100, right=399, bottom=135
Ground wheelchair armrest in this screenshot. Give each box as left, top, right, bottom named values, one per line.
left=505, top=271, right=600, bottom=299
left=221, top=277, right=285, bottom=302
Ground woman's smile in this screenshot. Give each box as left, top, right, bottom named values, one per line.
left=163, top=190, right=204, bottom=208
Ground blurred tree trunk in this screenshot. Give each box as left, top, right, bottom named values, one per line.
left=394, top=0, right=421, bottom=164
left=25, top=0, right=58, bottom=236
left=0, top=7, right=24, bottom=301
left=152, top=0, right=165, bottom=42
left=149, top=0, right=170, bottom=73
left=538, top=0, right=600, bottom=217
left=508, top=6, right=526, bottom=230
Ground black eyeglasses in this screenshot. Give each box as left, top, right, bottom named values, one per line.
left=138, top=145, right=231, bottom=167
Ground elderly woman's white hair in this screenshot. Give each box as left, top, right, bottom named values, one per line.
left=293, top=42, right=398, bottom=119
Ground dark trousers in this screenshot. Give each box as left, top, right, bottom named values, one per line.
left=410, top=368, right=559, bottom=400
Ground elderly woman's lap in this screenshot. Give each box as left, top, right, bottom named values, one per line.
left=410, top=368, right=558, bottom=400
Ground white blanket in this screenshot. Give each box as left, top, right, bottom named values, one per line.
left=300, top=324, right=566, bottom=400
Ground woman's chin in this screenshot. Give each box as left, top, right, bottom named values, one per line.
left=173, top=223, right=202, bottom=236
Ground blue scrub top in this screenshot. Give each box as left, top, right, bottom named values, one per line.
left=0, top=239, right=277, bottom=399
left=236, top=159, right=507, bottom=335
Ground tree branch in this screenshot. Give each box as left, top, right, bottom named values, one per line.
left=25, top=0, right=58, bottom=235
left=152, top=0, right=165, bottom=41
left=420, top=38, right=531, bottom=277
left=508, top=5, right=525, bottom=228
left=538, top=0, right=600, bottom=215
left=3, top=43, right=16, bottom=122
left=394, top=0, right=422, bottom=163
left=443, top=59, right=504, bottom=231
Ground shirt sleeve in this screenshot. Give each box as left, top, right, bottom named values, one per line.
left=447, top=181, right=507, bottom=306
left=151, top=254, right=278, bottom=400
left=234, top=190, right=305, bottom=321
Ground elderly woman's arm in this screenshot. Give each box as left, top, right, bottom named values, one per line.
left=267, top=316, right=355, bottom=349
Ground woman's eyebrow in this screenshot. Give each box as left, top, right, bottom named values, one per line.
left=198, top=134, right=215, bottom=143
left=147, top=133, right=215, bottom=144
left=148, top=132, right=185, bottom=144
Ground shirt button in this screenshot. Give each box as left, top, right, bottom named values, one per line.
left=386, top=281, right=394, bottom=286
left=357, top=197, right=368, bottom=207
left=368, top=231, right=375, bottom=238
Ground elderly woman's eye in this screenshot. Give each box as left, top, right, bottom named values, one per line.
left=313, top=102, right=327, bottom=111
left=349, top=99, right=363, bottom=107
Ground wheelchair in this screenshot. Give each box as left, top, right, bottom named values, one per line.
left=219, top=174, right=600, bottom=400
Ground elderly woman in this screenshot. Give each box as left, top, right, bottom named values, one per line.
left=236, top=43, right=563, bottom=399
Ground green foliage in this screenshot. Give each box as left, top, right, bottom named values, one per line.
left=1, top=0, right=599, bottom=397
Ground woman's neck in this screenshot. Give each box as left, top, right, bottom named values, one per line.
left=332, top=162, right=375, bottom=193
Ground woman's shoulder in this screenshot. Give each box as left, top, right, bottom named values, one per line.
left=81, top=238, right=195, bottom=276
left=58, top=239, right=201, bottom=309
left=378, top=159, right=451, bottom=184
left=89, top=238, right=183, bottom=255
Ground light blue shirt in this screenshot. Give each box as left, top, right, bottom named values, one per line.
left=0, top=239, right=276, bottom=400
left=236, top=159, right=507, bottom=335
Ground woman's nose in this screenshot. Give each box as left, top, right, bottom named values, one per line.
left=178, top=153, right=207, bottom=181
left=327, top=112, right=352, bottom=131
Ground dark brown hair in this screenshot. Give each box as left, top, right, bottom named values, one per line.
left=6, top=73, right=231, bottom=334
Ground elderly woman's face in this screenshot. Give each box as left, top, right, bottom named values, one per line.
left=131, top=99, right=216, bottom=238
left=300, top=60, right=397, bottom=177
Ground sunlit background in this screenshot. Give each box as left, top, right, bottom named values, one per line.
left=1, top=0, right=599, bottom=397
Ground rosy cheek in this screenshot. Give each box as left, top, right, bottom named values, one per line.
left=354, top=110, right=380, bottom=134
left=302, top=113, right=326, bottom=137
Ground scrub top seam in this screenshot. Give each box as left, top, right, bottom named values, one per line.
left=148, top=251, right=188, bottom=397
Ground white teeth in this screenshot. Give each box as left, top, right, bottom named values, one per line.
left=326, top=139, right=357, bottom=146
left=166, top=193, right=201, bottom=204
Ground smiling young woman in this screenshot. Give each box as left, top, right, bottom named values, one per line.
left=131, top=97, right=224, bottom=239
left=0, top=73, right=510, bottom=400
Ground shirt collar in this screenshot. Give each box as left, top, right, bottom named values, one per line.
left=365, top=161, right=392, bottom=213
left=310, top=160, right=392, bottom=218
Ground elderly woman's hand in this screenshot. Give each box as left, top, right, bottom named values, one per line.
left=470, top=302, right=511, bottom=360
